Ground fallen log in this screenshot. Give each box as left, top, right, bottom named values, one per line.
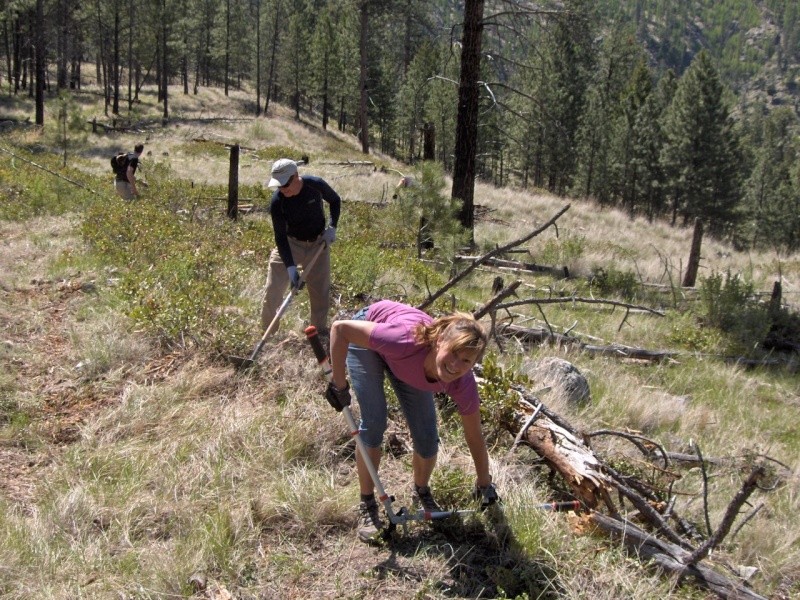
left=591, top=513, right=767, bottom=600
left=477, top=375, right=615, bottom=511
left=497, top=323, right=678, bottom=362
left=514, top=412, right=614, bottom=510
left=489, top=373, right=779, bottom=599
left=318, top=160, right=375, bottom=166
left=455, top=255, right=569, bottom=278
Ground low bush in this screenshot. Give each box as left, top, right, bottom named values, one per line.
left=698, top=271, right=772, bottom=356
left=590, top=265, right=640, bottom=300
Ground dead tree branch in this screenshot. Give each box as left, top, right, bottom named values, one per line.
left=472, top=280, right=522, bottom=320
left=0, top=145, right=100, bottom=196
left=685, top=465, right=766, bottom=566
left=417, top=205, right=570, bottom=311
left=487, top=375, right=781, bottom=599
left=454, top=255, right=569, bottom=278
left=591, top=513, right=768, bottom=600
left=498, top=322, right=679, bottom=362
left=694, top=442, right=713, bottom=537
left=494, top=295, right=665, bottom=317
left=586, top=429, right=670, bottom=469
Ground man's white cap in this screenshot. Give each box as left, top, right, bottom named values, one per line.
left=268, top=159, right=298, bottom=187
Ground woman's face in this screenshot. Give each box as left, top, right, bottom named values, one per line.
left=429, top=339, right=480, bottom=383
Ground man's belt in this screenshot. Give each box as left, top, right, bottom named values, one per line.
left=289, top=231, right=323, bottom=242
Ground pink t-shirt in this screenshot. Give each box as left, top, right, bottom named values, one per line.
left=365, top=300, right=480, bottom=416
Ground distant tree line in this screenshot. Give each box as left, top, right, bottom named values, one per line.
left=2, top=0, right=799, bottom=251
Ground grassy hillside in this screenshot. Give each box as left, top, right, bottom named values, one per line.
left=1, top=86, right=799, bottom=599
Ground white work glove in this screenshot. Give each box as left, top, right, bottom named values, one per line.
left=322, top=226, right=337, bottom=245
left=287, top=265, right=301, bottom=289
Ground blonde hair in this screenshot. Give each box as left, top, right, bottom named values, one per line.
left=413, top=312, right=488, bottom=359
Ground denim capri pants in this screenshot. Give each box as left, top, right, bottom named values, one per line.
left=346, top=307, right=439, bottom=458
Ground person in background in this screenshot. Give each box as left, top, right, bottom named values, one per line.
left=326, top=300, right=499, bottom=542
left=261, top=159, right=341, bottom=334
left=113, top=143, right=145, bottom=200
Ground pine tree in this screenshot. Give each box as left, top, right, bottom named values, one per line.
left=538, top=0, right=595, bottom=195
left=395, top=41, right=438, bottom=163
left=742, top=107, right=800, bottom=252
left=573, top=24, right=645, bottom=205
left=660, top=50, right=741, bottom=237
left=616, top=59, right=653, bottom=216
left=629, top=70, right=672, bottom=221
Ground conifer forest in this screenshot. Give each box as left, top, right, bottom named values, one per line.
left=3, top=0, right=800, bottom=251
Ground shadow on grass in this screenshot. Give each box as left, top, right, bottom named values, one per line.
left=373, top=506, right=562, bottom=599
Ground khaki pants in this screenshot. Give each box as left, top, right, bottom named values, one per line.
left=260, top=237, right=331, bottom=332
left=114, top=180, right=135, bottom=200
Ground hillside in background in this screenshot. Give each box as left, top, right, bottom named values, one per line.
left=611, top=0, right=800, bottom=111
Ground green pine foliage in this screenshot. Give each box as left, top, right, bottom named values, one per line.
left=741, top=107, right=800, bottom=252
left=4, top=0, right=800, bottom=249
left=697, top=271, right=773, bottom=356
left=660, top=51, right=742, bottom=235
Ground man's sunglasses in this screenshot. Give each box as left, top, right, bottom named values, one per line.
left=279, top=174, right=295, bottom=189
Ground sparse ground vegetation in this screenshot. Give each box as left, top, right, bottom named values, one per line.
left=1, top=87, right=798, bottom=599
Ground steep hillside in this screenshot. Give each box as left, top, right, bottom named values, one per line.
left=627, top=0, right=800, bottom=111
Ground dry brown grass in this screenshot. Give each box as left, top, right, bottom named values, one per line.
left=474, top=183, right=799, bottom=292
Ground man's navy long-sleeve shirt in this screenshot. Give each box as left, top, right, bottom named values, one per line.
left=269, top=175, right=341, bottom=267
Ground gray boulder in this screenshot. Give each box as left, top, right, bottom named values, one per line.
left=525, top=357, right=590, bottom=406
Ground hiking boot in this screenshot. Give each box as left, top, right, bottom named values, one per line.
left=357, top=497, right=385, bottom=542
left=412, top=485, right=442, bottom=513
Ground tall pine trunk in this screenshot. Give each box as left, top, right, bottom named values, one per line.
left=35, top=0, right=44, bottom=124
left=452, top=0, right=484, bottom=235
left=358, top=2, right=369, bottom=154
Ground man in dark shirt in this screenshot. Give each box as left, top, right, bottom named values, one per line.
left=261, top=158, right=341, bottom=334
left=114, top=143, right=144, bottom=200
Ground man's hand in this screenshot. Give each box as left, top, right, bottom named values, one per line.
left=322, top=226, right=336, bottom=245
left=325, top=381, right=351, bottom=412
left=473, top=482, right=500, bottom=510
left=287, top=265, right=301, bottom=289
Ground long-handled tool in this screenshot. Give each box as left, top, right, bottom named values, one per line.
left=229, top=242, right=327, bottom=370
left=305, top=325, right=477, bottom=538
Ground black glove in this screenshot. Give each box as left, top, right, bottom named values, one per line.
left=325, top=381, right=351, bottom=412
left=473, top=482, right=500, bottom=510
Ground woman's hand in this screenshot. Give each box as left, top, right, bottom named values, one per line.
left=325, top=381, right=351, bottom=412
left=474, top=481, right=500, bottom=509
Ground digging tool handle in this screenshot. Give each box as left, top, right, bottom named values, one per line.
left=242, top=242, right=328, bottom=366
left=304, top=329, right=394, bottom=516
left=305, top=326, right=330, bottom=372
left=306, top=326, right=350, bottom=411
left=538, top=500, right=582, bottom=512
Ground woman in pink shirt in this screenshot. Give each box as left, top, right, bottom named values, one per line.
left=327, top=300, right=498, bottom=542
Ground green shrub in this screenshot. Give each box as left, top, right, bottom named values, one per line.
left=590, top=265, right=640, bottom=301
left=429, top=464, right=473, bottom=508
left=765, top=306, right=800, bottom=353
left=0, top=144, right=96, bottom=220
left=698, top=271, right=772, bottom=356
left=667, top=311, right=724, bottom=352
left=386, top=161, right=468, bottom=255
left=539, top=234, right=585, bottom=264
left=80, top=181, right=260, bottom=353
left=478, top=353, right=529, bottom=442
